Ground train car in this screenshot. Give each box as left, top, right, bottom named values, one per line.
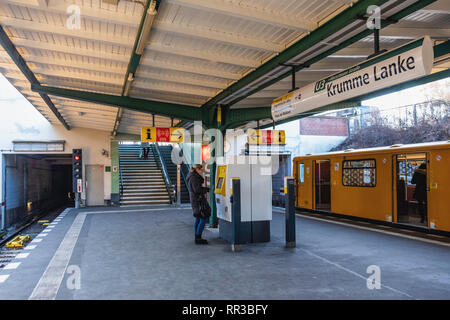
left=293, top=141, right=450, bottom=233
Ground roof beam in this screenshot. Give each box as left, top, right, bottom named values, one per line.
left=133, top=80, right=216, bottom=97
left=0, top=25, right=70, bottom=130
left=9, top=38, right=131, bottom=62
left=7, top=37, right=243, bottom=80
left=380, top=26, right=450, bottom=39
left=153, top=19, right=283, bottom=52
left=164, top=0, right=316, bottom=32
left=141, top=57, right=241, bottom=80
left=0, top=52, right=127, bottom=75
left=148, top=41, right=259, bottom=68
left=0, top=16, right=134, bottom=47
left=135, top=69, right=227, bottom=89
left=0, top=0, right=143, bottom=26
left=30, top=84, right=204, bottom=122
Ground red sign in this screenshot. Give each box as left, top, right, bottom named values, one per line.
left=202, top=145, right=210, bottom=162
left=156, top=128, right=170, bottom=142
left=261, top=131, right=272, bottom=144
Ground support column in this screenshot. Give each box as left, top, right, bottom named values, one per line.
left=208, top=105, right=223, bottom=228
left=285, top=178, right=296, bottom=248
left=231, top=178, right=242, bottom=252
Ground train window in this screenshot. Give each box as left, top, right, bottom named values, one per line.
left=342, top=159, right=376, bottom=187
left=299, top=163, right=305, bottom=183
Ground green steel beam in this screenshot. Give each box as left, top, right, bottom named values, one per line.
left=221, top=0, right=438, bottom=108
left=200, top=0, right=390, bottom=111
left=113, top=0, right=162, bottom=136
left=31, top=84, right=204, bottom=122
left=434, top=40, right=450, bottom=58
left=0, top=25, right=70, bottom=130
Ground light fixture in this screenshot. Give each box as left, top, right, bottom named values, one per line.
left=123, top=73, right=134, bottom=96
left=135, top=1, right=157, bottom=55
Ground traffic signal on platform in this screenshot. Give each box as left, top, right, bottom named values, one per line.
left=72, top=149, right=83, bottom=192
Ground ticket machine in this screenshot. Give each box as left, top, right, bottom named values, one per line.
left=215, top=156, right=273, bottom=243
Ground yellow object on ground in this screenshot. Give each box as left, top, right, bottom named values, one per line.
left=5, top=235, right=31, bottom=248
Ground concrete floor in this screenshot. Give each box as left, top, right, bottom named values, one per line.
left=0, top=205, right=449, bottom=300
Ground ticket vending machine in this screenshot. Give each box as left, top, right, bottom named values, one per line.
left=215, top=156, right=273, bottom=243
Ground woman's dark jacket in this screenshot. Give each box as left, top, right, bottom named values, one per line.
left=186, top=170, right=211, bottom=218
left=411, top=168, right=427, bottom=202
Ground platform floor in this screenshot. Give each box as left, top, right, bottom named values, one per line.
left=0, top=205, right=449, bottom=300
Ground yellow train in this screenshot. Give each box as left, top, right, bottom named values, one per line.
left=293, top=141, right=450, bottom=233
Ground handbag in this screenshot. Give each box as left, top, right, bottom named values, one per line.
left=199, top=196, right=211, bottom=218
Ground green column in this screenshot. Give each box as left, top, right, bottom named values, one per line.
left=111, top=140, right=120, bottom=205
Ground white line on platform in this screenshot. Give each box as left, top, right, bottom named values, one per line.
left=43, top=229, right=52, bottom=232
left=37, top=233, right=48, bottom=237
left=24, top=245, right=37, bottom=250
left=46, top=226, right=55, bottom=229
left=272, top=209, right=450, bottom=248
left=0, top=275, right=10, bottom=283
left=16, top=253, right=30, bottom=259
left=4, top=262, right=21, bottom=270
left=83, top=207, right=191, bottom=215
left=29, top=212, right=87, bottom=300
left=31, top=238, right=42, bottom=243
left=300, top=248, right=414, bottom=299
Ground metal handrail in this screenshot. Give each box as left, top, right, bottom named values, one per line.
left=119, top=148, right=123, bottom=201
left=176, top=143, right=191, bottom=192
left=153, top=143, right=174, bottom=204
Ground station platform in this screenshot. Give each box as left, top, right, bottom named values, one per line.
left=0, top=205, right=449, bottom=300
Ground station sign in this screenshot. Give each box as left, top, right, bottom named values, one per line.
left=141, top=127, right=185, bottom=143
left=272, top=36, right=434, bottom=121
left=248, top=129, right=285, bottom=145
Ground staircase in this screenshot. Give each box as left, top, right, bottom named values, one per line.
left=158, top=145, right=190, bottom=203
left=119, top=144, right=171, bottom=206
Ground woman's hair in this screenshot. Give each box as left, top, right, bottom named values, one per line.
left=419, top=163, right=426, bottom=169
left=190, top=164, right=203, bottom=172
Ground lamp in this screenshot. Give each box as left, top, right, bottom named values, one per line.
left=135, top=2, right=157, bottom=55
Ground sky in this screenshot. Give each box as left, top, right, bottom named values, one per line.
left=0, top=73, right=49, bottom=126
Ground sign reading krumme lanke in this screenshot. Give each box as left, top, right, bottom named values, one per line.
left=272, top=37, right=434, bottom=121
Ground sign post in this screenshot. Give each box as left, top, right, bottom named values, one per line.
left=141, top=127, right=185, bottom=143
left=272, top=37, right=434, bottom=121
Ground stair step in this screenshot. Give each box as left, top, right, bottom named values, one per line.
left=121, top=195, right=169, bottom=200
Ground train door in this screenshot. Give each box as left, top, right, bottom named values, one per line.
left=395, top=153, right=427, bottom=227
left=315, top=160, right=331, bottom=211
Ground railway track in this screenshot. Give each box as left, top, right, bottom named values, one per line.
left=0, top=206, right=68, bottom=270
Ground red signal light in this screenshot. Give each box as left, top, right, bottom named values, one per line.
left=75, top=155, right=80, bottom=161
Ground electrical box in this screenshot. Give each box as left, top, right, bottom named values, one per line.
left=215, top=156, right=273, bottom=244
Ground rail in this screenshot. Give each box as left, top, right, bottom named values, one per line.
left=153, top=143, right=175, bottom=204
left=119, top=158, right=123, bottom=201
left=176, top=143, right=191, bottom=193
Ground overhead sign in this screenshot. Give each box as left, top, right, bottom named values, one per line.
left=141, top=127, right=185, bottom=143
left=272, top=36, right=434, bottom=121
left=248, top=129, right=285, bottom=145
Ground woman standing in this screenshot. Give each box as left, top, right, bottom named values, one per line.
left=186, top=164, right=211, bottom=245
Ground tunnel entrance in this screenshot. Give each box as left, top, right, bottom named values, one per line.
left=1, top=153, right=73, bottom=229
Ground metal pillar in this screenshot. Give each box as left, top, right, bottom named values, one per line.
left=209, top=161, right=218, bottom=227
left=75, top=192, right=80, bottom=209
left=176, top=164, right=181, bottom=206
left=285, top=178, right=296, bottom=248
left=231, top=178, right=242, bottom=252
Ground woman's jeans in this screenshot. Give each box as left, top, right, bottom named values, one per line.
left=194, top=217, right=207, bottom=236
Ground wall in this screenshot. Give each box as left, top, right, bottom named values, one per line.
left=0, top=84, right=112, bottom=214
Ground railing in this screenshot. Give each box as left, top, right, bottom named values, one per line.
left=152, top=143, right=175, bottom=204
left=176, top=143, right=191, bottom=193
left=119, top=154, right=123, bottom=203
